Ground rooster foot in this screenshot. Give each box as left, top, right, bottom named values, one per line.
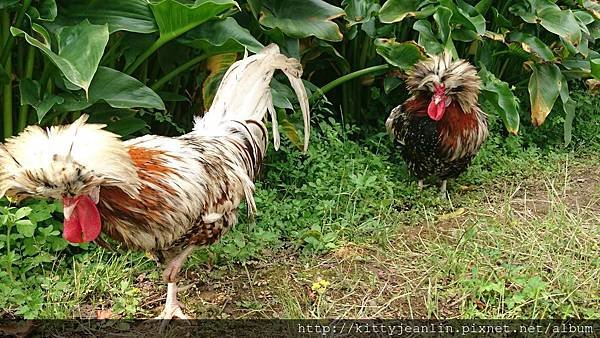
left=156, top=303, right=189, bottom=330
left=155, top=282, right=191, bottom=332
left=418, top=180, right=427, bottom=190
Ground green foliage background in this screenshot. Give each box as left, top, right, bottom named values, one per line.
left=0, top=0, right=597, bottom=143
left=0, top=0, right=599, bottom=319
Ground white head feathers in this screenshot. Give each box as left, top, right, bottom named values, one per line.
left=407, top=51, right=481, bottom=114
left=0, top=115, right=139, bottom=201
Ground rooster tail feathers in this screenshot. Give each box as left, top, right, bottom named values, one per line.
left=194, top=44, right=311, bottom=152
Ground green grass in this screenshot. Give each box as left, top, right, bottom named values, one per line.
left=1, top=91, right=599, bottom=320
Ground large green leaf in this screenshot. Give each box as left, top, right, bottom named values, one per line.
left=151, top=0, right=238, bottom=42
left=180, top=17, right=264, bottom=53
left=0, top=0, right=18, bottom=9
left=39, top=0, right=58, bottom=21
left=379, top=0, right=435, bottom=24
left=57, top=0, right=157, bottom=34
left=528, top=63, right=561, bottom=127
left=591, top=58, right=600, bottom=79
left=559, top=75, right=576, bottom=146
left=479, top=67, right=520, bottom=135
left=104, top=116, right=149, bottom=137
left=57, top=67, right=165, bottom=112
left=124, top=0, right=238, bottom=74
left=582, top=0, right=600, bottom=19
left=343, top=0, right=380, bottom=27
left=11, top=21, right=109, bottom=95
left=510, top=0, right=557, bottom=23
left=19, top=79, right=65, bottom=122
left=301, top=39, right=350, bottom=73
left=374, top=39, right=426, bottom=71
left=271, top=79, right=294, bottom=109
left=538, top=8, right=581, bottom=45
left=437, top=0, right=486, bottom=35
left=434, top=6, right=453, bottom=44
left=413, top=20, right=444, bottom=54
left=248, top=0, right=345, bottom=41
left=514, top=2, right=582, bottom=45
left=509, top=32, right=555, bottom=61
left=86, top=109, right=148, bottom=137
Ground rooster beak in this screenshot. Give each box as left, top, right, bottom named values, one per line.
left=63, top=201, right=77, bottom=220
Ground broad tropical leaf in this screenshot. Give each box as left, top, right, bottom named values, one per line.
left=479, top=67, right=520, bottom=135
left=439, top=0, right=486, bottom=35
left=509, top=32, right=555, bottom=61
left=57, top=0, right=157, bottom=34
left=39, top=0, right=58, bottom=21
left=538, top=7, right=581, bottom=45
left=19, top=79, right=64, bottom=122
left=529, top=63, right=561, bottom=127
left=591, top=58, right=600, bottom=79
left=57, top=67, right=165, bottom=111
left=559, top=75, right=576, bottom=146
left=413, top=20, right=444, bottom=54
left=248, top=0, right=345, bottom=41
left=343, top=0, right=381, bottom=26
left=513, top=2, right=582, bottom=45
left=150, top=0, right=238, bottom=42
left=11, top=21, right=109, bottom=95
left=434, top=6, right=453, bottom=44
left=0, top=0, right=18, bottom=9
left=379, top=0, right=435, bottom=24
left=180, top=17, right=264, bottom=53
left=104, top=116, right=149, bottom=137
left=582, top=0, right=600, bottom=19
left=374, top=39, right=426, bottom=71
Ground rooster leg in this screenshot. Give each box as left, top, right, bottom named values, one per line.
left=156, top=282, right=188, bottom=330
left=440, top=180, right=448, bottom=198
left=418, top=180, right=425, bottom=190
left=156, top=245, right=196, bottom=329
left=162, top=245, right=196, bottom=282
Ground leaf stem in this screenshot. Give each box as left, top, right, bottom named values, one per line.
left=0, top=0, right=32, bottom=65
left=17, top=46, right=35, bottom=131
left=310, top=64, right=390, bottom=103
left=6, top=216, right=14, bottom=282
left=2, top=10, right=13, bottom=139
left=151, top=54, right=208, bottom=92
left=125, top=38, right=166, bottom=75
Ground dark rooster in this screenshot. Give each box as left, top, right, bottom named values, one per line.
left=386, top=52, right=488, bottom=195
left=0, top=44, right=310, bottom=322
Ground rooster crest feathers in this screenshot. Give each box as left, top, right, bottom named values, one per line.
left=406, top=51, right=481, bottom=115
left=0, top=115, right=139, bottom=201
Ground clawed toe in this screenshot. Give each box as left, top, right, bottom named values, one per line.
left=156, top=302, right=190, bottom=331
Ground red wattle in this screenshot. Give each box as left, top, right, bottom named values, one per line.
left=63, top=195, right=101, bottom=243
left=427, top=99, right=446, bottom=121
